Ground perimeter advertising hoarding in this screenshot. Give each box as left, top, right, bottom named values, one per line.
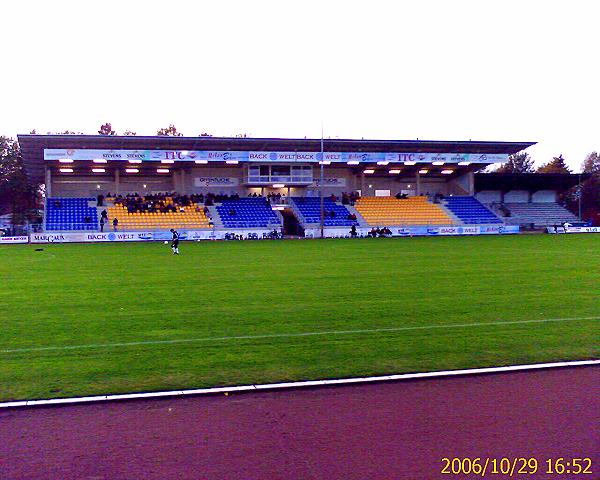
left=44, top=149, right=508, bottom=165
left=27, top=225, right=520, bottom=243
left=0, top=236, right=29, bottom=244
left=303, top=225, right=519, bottom=238
left=29, top=229, right=272, bottom=243
left=547, top=226, right=600, bottom=234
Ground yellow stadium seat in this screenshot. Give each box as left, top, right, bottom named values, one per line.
left=355, top=196, right=455, bottom=226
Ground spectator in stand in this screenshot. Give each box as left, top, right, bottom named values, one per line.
left=350, top=224, right=357, bottom=238
left=97, top=194, right=104, bottom=207
left=330, top=210, right=336, bottom=218
left=113, top=217, right=118, bottom=231
left=100, top=217, right=105, bottom=232
left=330, top=194, right=337, bottom=202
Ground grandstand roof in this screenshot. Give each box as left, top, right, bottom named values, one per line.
left=18, top=134, right=535, bottom=182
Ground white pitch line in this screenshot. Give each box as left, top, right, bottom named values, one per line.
left=1, top=315, right=598, bottom=354
left=0, top=359, right=598, bottom=409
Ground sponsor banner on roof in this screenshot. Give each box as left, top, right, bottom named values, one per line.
left=44, top=149, right=508, bottom=164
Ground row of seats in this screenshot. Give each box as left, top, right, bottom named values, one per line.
left=444, top=196, right=502, bottom=224
left=107, top=204, right=211, bottom=230
left=46, top=198, right=98, bottom=231
left=45, top=196, right=510, bottom=231
left=355, top=196, right=454, bottom=226
left=502, top=203, right=579, bottom=227
left=216, top=197, right=281, bottom=228
left=291, top=197, right=356, bottom=226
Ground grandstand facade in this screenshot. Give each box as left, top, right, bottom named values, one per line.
left=19, top=134, right=561, bottom=239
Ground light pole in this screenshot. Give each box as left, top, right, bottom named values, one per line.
left=319, top=133, right=325, bottom=239
left=578, top=173, right=582, bottom=220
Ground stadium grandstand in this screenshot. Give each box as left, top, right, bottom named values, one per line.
left=15, top=134, right=589, bottom=239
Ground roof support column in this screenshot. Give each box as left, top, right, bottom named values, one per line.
left=115, top=169, right=120, bottom=196
left=416, top=172, right=421, bottom=196
left=45, top=167, right=52, bottom=198
left=180, top=169, right=186, bottom=193
left=360, top=173, right=365, bottom=196
left=467, top=171, right=475, bottom=196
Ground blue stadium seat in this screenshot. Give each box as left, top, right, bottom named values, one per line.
left=216, top=198, right=281, bottom=228
left=444, top=196, right=502, bottom=224
left=45, top=197, right=99, bottom=231
left=291, top=197, right=356, bottom=226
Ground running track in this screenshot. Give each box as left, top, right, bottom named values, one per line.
left=1, top=366, right=598, bottom=479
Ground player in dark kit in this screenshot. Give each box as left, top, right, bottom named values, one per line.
left=170, top=229, right=180, bottom=255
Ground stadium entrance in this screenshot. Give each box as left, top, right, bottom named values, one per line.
left=281, top=208, right=303, bottom=236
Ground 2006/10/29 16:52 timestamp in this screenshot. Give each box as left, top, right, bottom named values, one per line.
left=441, top=457, right=593, bottom=477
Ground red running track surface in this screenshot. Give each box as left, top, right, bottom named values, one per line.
left=1, top=366, right=598, bottom=479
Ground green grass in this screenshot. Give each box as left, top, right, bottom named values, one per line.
left=0, top=235, right=598, bottom=402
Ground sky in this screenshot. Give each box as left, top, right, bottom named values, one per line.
left=1, top=0, right=598, bottom=172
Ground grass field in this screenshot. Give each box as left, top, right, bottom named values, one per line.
left=1, top=234, right=598, bottom=402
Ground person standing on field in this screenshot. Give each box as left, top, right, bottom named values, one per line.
left=170, top=228, right=180, bottom=255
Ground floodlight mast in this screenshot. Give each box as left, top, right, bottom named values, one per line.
left=319, top=125, right=325, bottom=239
left=578, top=173, right=582, bottom=220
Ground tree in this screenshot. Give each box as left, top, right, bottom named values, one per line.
left=582, top=152, right=600, bottom=174
left=98, top=123, right=116, bottom=135
left=495, top=152, right=535, bottom=173
left=536, top=154, right=572, bottom=174
left=123, top=130, right=137, bottom=136
left=157, top=124, right=183, bottom=136
left=199, top=132, right=212, bottom=137
left=0, top=136, right=39, bottom=227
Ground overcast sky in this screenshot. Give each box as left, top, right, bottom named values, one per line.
left=2, top=0, right=598, bottom=171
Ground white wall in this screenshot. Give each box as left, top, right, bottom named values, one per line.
left=476, top=190, right=502, bottom=203
left=504, top=190, right=530, bottom=203
left=531, top=190, right=557, bottom=203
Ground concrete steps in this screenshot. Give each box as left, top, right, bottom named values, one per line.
left=206, top=205, right=223, bottom=227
